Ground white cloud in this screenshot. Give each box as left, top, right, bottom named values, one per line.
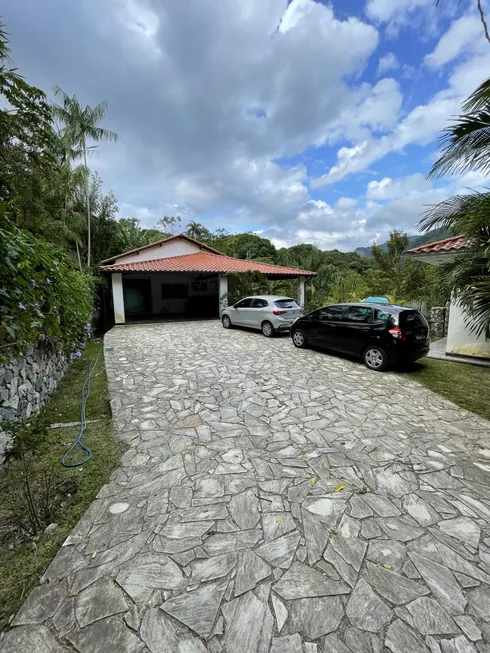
left=425, top=14, right=485, bottom=68
left=311, top=49, right=490, bottom=188
left=377, top=52, right=399, bottom=75
left=366, top=174, right=429, bottom=199
left=366, top=0, right=431, bottom=23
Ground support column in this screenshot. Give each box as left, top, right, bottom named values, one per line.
left=219, top=274, right=229, bottom=316
left=297, top=275, right=306, bottom=309
left=112, top=273, right=125, bottom=324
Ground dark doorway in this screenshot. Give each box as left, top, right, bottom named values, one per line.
left=123, top=278, right=152, bottom=319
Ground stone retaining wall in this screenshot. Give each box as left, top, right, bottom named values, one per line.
left=429, top=306, right=448, bottom=338
left=0, top=342, right=68, bottom=423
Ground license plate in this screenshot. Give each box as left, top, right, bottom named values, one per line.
left=416, top=334, right=426, bottom=341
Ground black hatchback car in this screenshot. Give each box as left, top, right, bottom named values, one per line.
left=291, top=303, right=430, bottom=371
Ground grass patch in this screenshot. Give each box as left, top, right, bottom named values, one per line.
left=0, top=340, right=124, bottom=631
left=401, top=357, right=490, bottom=422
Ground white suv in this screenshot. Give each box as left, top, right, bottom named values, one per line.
left=221, top=296, right=304, bottom=337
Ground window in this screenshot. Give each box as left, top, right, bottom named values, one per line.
left=374, top=309, right=391, bottom=323
left=315, top=305, right=345, bottom=322
left=161, top=283, right=188, bottom=299
left=345, top=306, right=373, bottom=324
left=274, top=299, right=298, bottom=309
left=400, top=310, right=429, bottom=329
left=252, top=298, right=269, bottom=308
left=234, top=298, right=253, bottom=308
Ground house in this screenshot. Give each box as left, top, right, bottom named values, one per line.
left=100, top=234, right=316, bottom=324
left=408, top=235, right=490, bottom=360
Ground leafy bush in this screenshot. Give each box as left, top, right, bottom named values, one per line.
left=0, top=219, right=94, bottom=358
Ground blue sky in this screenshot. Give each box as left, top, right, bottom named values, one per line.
left=3, top=0, right=490, bottom=250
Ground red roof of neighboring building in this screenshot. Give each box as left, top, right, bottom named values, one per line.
left=100, top=251, right=316, bottom=277
left=407, top=234, right=466, bottom=255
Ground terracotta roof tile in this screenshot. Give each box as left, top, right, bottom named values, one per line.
left=407, top=235, right=465, bottom=255
left=100, top=251, right=316, bottom=277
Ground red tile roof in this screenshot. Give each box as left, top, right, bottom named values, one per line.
left=100, top=251, right=316, bottom=277
left=407, top=235, right=466, bottom=255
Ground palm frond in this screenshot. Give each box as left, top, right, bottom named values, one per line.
left=420, top=191, right=490, bottom=240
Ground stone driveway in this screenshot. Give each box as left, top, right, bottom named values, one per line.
left=3, top=322, right=490, bottom=653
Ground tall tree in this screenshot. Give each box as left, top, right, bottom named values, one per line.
left=52, top=87, right=117, bottom=267
left=0, top=22, right=55, bottom=230
left=157, top=215, right=182, bottom=235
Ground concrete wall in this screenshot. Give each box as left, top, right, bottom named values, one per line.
left=114, top=239, right=201, bottom=265
left=0, top=342, right=68, bottom=422
left=446, top=297, right=490, bottom=359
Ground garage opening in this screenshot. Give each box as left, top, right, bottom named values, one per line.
left=122, top=272, right=220, bottom=322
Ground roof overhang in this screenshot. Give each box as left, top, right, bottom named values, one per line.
left=408, top=251, right=459, bottom=266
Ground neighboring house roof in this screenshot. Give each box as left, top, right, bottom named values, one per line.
left=100, top=234, right=224, bottom=264
left=407, top=235, right=466, bottom=255
left=100, top=251, right=316, bottom=277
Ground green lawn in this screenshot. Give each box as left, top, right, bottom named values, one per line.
left=0, top=340, right=124, bottom=631
left=401, top=357, right=490, bottom=422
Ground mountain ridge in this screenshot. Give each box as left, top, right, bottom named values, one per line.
left=353, top=229, right=453, bottom=258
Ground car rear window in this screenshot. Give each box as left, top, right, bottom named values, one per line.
left=400, top=310, right=429, bottom=329
left=274, top=299, right=299, bottom=309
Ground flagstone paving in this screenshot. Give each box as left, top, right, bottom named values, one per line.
left=3, top=321, right=490, bottom=653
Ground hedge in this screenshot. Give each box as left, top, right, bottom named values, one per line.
left=0, top=221, right=95, bottom=359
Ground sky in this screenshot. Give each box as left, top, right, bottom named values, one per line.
left=3, top=0, right=490, bottom=251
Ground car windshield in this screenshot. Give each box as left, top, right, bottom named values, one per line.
left=274, top=299, right=299, bottom=309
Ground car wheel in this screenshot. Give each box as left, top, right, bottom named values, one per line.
left=363, top=346, right=389, bottom=371
left=261, top=321, right=275, bottom=337
left=292, top=329, right=307, bottom=348
left=222, top=315, right=232, bottom=329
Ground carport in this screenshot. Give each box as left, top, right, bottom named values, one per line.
left=99, top=234, right=315, bottom=324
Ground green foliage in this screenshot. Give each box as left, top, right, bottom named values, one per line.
left=115, top=218, right=165, bottom=251
left=0, top=23, right=56, bottom=232
left=429, top=77, right=490, bottom=178
left=0, top=220, right=95, bottom=356
left=185, top=221, right=211, bottom=242
left=421, top=191, right=490, bottom=337
left=219, top=232, right=277, bottom=262
left=226, top=271, right=288, bottom=304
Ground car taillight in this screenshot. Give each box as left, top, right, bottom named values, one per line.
left=389, top=327, right=407, bottom=342
left=273, top=310, right=287, bottom=316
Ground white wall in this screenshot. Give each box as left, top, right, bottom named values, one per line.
left=447, top=297, right=490, bottom=359
left=114, top=239, right=201, bottom=265
left=112, top=273, right=125, bottom=324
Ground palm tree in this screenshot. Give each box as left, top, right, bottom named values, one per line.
left=47, top=157, right=88, bottom=270
left=52, top=86, right=118, bottom=267
left=420, top=191, right=490, bottom=338
left=428, top=77, right=490, bottom=178
left=186, top=221, right=210, bottom=241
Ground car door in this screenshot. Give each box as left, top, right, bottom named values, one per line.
left=248, top=298, right=269, bottom=330
left=231, top=298, right=253, bottom=326
left=309, top=305, right=346, bottom=349
left=338, top=306, right=374, bottom=355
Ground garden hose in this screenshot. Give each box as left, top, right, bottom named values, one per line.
left=60, top=348, right=102, bottom=468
